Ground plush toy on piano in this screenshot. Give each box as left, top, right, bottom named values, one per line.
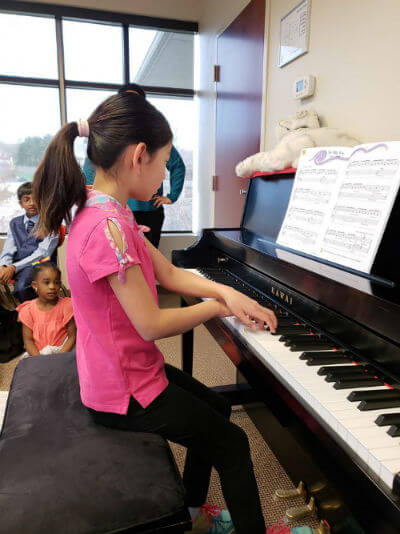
left=235, top=109, right=359, bottom=177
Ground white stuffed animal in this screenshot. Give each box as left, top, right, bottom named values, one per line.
left=235, top=109, right=360, bottom=178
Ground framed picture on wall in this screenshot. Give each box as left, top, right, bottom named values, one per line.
left=279, top=0, right=311, bottom=67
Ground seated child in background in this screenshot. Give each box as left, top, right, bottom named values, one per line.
left=0, top=182, right=59, bottom=302
left=17, top=262, right=76, bottom=356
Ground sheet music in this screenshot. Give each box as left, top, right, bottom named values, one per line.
left=277, top=146, right=348, bottom=256
left=277, top=142, right=400, bottom=273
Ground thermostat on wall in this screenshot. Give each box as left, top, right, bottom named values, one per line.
left=294, top=75, right=315, bottom=100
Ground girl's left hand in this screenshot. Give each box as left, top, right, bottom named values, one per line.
left=219, top=286, right=277, bottom=333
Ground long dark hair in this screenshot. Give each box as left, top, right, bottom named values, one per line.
left=33, top=92, right=172, bottom=237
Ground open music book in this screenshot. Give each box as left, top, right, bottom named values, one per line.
left=277, top=142, right=400, bottom=273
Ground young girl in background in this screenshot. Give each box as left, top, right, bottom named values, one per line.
left=17, top=262, right=76, bottom=356
left=32, top=92, right=310, bottom=534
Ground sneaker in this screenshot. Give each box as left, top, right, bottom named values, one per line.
left=186, top=504, right=235, bottom=534
left=267, top=520, right=315, bottom=534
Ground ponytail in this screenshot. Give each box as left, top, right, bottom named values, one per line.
left=33, top=92, right=172, bottom=238
left=33, top=122, right=87, bottom=238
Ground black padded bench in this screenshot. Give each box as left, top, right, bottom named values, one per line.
left=0, top=352, right=191, bottom=533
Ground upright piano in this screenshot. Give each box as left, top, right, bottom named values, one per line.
left=172, top=171, right=400, bottom=534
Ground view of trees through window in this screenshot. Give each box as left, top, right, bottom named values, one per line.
left=0, top=10, right=195, bottom=234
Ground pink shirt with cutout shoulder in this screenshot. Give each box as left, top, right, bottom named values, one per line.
left=66, top=190, right=168, bottom=414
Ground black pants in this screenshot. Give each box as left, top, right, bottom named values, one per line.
left=89, top=364, right=266, bottom=534
left=133, top=207, right=165, bottom=248
left=13, top=266, right=36, bottom=302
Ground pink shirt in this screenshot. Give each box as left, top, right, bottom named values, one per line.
left=66, top=190, right=168, bottom=414
left=17, top=297, right=73, bottom=351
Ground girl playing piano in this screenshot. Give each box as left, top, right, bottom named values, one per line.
left=32, top=92, right=313, bottom=534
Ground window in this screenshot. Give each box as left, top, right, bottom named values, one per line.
left=0, top=10, right=61, bottom=234
left=63, top=20, right=123, bottom=84
left=130, top=27, right=194, bottom=89
left=0, top=84, right=60, bottom=232
left=148, top=96, right=194, bottom=231
left=0, top=13, right=58, bottom=79
left=0, top=5, right=196, bottom=235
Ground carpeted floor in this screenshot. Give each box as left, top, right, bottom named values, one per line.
left=0, top=291, right=319, bottom=530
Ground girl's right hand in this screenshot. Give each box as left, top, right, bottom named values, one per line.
left=215, top=300, right=232, bottom=318
left=217, top=286, right=278, bottom=333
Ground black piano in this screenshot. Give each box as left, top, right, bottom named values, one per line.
left=172, top=171, right=400, bottom=534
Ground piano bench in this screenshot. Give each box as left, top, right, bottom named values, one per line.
left=0, top=352, right=191, bottom=534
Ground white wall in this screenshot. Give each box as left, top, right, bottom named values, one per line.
left=22, top=0, right=201, bottom=21
left=264, top=0, right=400, bottom=149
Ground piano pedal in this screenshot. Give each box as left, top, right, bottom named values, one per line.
left=273, top=480, right=307, bottom=501
left=284, top=496, right=317, bottom=523
left=315, top=520, right=331, bottom=534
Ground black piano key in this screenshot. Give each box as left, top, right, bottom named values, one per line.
left=281, top=336, right=304, bottom=343
left=273, top=326, right=309, bottom=336
left=303, top=350, right=346, bottom=358
left=334, top=378, right=383, bottom=390
left=375, top=413, right=400, bottom=426
left=300, top=352, right=349, bottom=361
left=325, top=370, right=372, bottom=382
left=290, top=341, right=336, bottom=352
left=306, top=356, right=351, bottom=366
left=387, top=425, right=400, bottom=437
left=324, top=365, right=369, bottom=375
left=348, top=389, right=400, bottom=402
left=281, top=335, right=326, bottom=345
left=358, top=398, right=400, bottom=410
left=286, top=338, right=331, bottom=347
left=318, top=364, right=360, bottom=376
left=282, top=336, right=328, bottom=342
left=273, top=317, right=301, bottom=326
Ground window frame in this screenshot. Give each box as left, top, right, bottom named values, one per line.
left=0, top=1, right=197, bottom=234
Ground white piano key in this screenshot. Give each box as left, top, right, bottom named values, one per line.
left=380, top=459, right=400, bottom=488
left=368, top=446, right=400, bottom=479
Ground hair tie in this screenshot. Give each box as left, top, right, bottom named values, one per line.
left=77, top=118, right=89, bottom=138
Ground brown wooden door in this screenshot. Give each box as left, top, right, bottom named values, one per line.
left=215, top=0, right=265, bottom=227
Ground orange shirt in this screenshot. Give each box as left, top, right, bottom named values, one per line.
left=17, top=297, right=74, bottom=351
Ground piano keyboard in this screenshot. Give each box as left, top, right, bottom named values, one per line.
left=186, top=267, right=400, bottom=491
